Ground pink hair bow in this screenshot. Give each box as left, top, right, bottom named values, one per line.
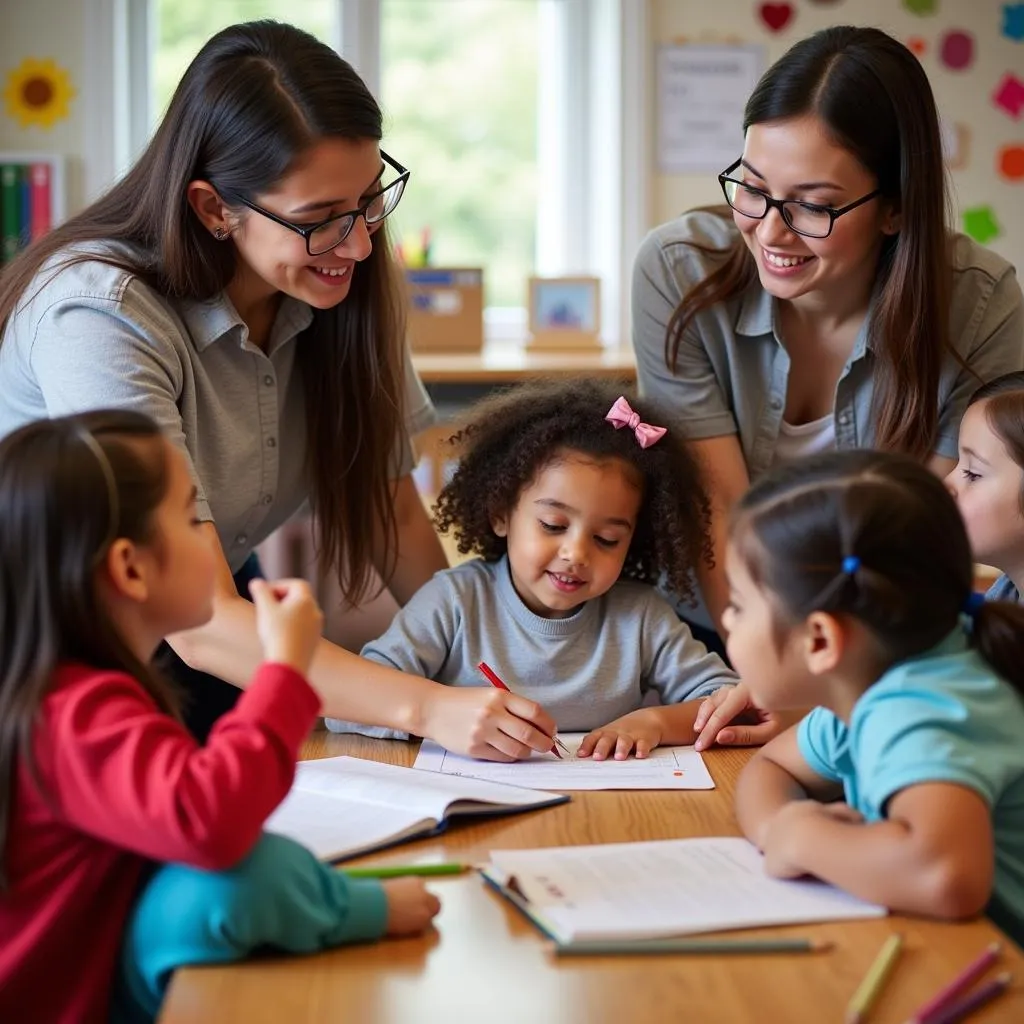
left=604, top=396, right=667, bottom=449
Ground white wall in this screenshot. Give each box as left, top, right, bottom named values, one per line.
left=648, top=0, right=1023, bottom=269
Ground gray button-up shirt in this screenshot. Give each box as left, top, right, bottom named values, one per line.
left=632, top=211, right=1024, bottom=479
left=0, top=250, right=436, bottom=572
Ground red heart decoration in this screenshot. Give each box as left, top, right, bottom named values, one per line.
left=759, top=3, right=794, bottom=32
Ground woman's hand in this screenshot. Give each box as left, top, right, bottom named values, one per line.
left=421, top=686, right=559, bottom=762
left=692, top=684, right=801, bottom=751
left=577, top=709, right=664, bottom=760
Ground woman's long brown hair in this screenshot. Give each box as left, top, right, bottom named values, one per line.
left=666, top=26, right=952, bottom=460
left=0, top=21, right=405, bottom=603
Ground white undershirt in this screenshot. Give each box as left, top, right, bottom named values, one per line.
left=771, top=413, right=836, bottom=467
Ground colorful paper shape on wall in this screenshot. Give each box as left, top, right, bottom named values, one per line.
left=993, top=73, right=1024, bottom=119
left=2, top=58, right=76, bottom=129
left=906, top=37, right=928, bottom=56
left=998, top=144, right=1024, bottom=180
left=758, top=3, right=794, bottom=32
left=1002, top=4, right=1024, bottom=42
left=962, top=206, right=1001, bottom=244
left=939, top=31, right=975, bottom=70
left=903, top=0, right=937, bottom=15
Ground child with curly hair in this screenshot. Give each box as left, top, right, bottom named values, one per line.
left=326, top=377, right=738, bottom=760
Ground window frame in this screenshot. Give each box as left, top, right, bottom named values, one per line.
left=97, top=0, right=647, bottom=345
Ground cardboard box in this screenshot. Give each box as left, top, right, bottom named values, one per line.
left=406, top=267, right=484, bottom=352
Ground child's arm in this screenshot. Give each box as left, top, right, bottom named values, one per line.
left=750, top=703, right=999, bottom=919
left=51, top=663, right=321, bottom=871
left=734, top=726, right=844, bottom=848
left=578, top=594, right=736, bottom=759
left=325, top=573, right=460, bottom=739
left=760, top=781, right=994, bottom=918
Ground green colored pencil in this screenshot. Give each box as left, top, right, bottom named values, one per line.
left=845, top=933, right=904, bottom=1024
left=340, top=862, right=470, bottom=879
left=549, top=937, right=832, bottom=956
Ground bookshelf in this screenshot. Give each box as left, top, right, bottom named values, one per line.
left=0, top=151, right=66, bottom=265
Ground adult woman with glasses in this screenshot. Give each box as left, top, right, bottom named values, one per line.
left=632, top=25, right=1023, bottom=682
left=0, top=21, right=557, bottom=759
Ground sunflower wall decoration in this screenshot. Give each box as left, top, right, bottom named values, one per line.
left=3, top=58, right=76, bottom=130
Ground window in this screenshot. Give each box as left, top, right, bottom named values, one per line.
left=120, top=0, right=644, bottom=341
left=380, top=0, right=539, bottom=310
left=151, top=1, right=336, bottom=121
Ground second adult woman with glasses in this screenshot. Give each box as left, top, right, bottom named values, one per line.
left=0, top=20, right=558, bottom=760
left=632, top=25, right=1024, bottom=672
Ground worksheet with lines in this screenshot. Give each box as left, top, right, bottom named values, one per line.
left=413, top=734, right=715, bottom=791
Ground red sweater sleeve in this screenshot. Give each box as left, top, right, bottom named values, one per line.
left=45, top=663, right=322, bottom=870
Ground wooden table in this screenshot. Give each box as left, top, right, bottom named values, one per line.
left=160, top=734, right=1023, bottom=1024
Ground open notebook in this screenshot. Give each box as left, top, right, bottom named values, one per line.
left=265, top=756, right=568, bottom=862
left=482, top=837, right=886, bottom=943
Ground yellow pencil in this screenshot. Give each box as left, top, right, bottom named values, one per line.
left=845, top=933, right=904, bottom=1024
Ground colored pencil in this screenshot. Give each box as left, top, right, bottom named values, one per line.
left=926, top=972, right=1012, bottom=1024
left=905, top=943, right=1001, bottom=1024
left=548, top=937, right=832, bottom=956
left=845, top=934, right=904, bottom=1024
left=477, top=661, right=570, bottom=758
left=341, top=862, right=470, bottom=879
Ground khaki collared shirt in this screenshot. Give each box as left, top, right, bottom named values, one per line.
left=631, top=210, right=1024, bottom=478
left=0, top=251, right=436, bottom=572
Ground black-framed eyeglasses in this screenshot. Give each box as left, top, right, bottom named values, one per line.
left=225, top=150, right=410, bottom=256
left=718, top=159, right=881, bottom=239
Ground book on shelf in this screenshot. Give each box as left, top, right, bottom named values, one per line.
left=0, top=154, right=62, bottom=265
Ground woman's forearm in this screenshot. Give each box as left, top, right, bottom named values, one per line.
left=167, top=593, right=437, bottom=733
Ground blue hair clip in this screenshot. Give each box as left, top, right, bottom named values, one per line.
left=963, top=592, right=986, bottom=616
left=841, top=555, right=861, bottom=575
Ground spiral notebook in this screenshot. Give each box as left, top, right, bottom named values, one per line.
left=265, top=755, right=568, bottom=862
left=482, top=837, right=887, bottom=942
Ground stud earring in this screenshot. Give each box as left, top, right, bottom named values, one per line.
left=213, top=226, right=228, bottom=241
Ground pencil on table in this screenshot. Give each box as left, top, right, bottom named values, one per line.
left=925, top=971, right=1012, bottom=1024
left=845, top=933, right=903, bottom=1024
left=904, top=942, right=1001, bottom=1024
left=548, top=937, right=832, bottom=956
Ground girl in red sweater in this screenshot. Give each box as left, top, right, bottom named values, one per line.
left=0, top=410, right=439, bottom=1024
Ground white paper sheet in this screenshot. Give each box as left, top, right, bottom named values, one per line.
left=413, top=734, right=715, bottom=791
left=487, top=837, right=886, bottom=942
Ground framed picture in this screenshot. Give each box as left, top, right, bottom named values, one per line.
left=527, top=276, right=602, bottom=350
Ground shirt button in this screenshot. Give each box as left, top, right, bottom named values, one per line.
left=261, top=494, right=272, bottom=505
left=236, top=534, right=248, bottom=546
left=263, top=375, right=274, bottom=386
left=770, top=398, right=782, bottom=411
left=267, top=437, right=277, bottom=448
left=840, top=413, right=851, bottom=425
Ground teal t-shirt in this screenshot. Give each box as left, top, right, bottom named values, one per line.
left=797, top=630, right=1024, bottom=941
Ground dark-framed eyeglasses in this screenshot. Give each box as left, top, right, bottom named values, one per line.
left=224, top=150, right=410, bottom=256
left=718, top=159, right=881, bottom=240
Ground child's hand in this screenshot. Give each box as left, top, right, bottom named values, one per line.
left=761, top=800, right=864, bottom=879
left=249, top=578, right=324, bottom=677
left=382, top=878, right=442, bottom=937
left=577, top=709, right=663, bottom=760
left=692, top=684, right=801, bottom=751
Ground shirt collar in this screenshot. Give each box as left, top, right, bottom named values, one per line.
left=176, top=292, right=314, bottom=353
left=733, top=274, right=880, bottom=359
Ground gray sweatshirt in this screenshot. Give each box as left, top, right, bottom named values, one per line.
left=325, top=556, right=737, bottom=738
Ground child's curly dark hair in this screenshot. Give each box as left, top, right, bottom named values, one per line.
left=432, top=376, right=713, bottom=603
